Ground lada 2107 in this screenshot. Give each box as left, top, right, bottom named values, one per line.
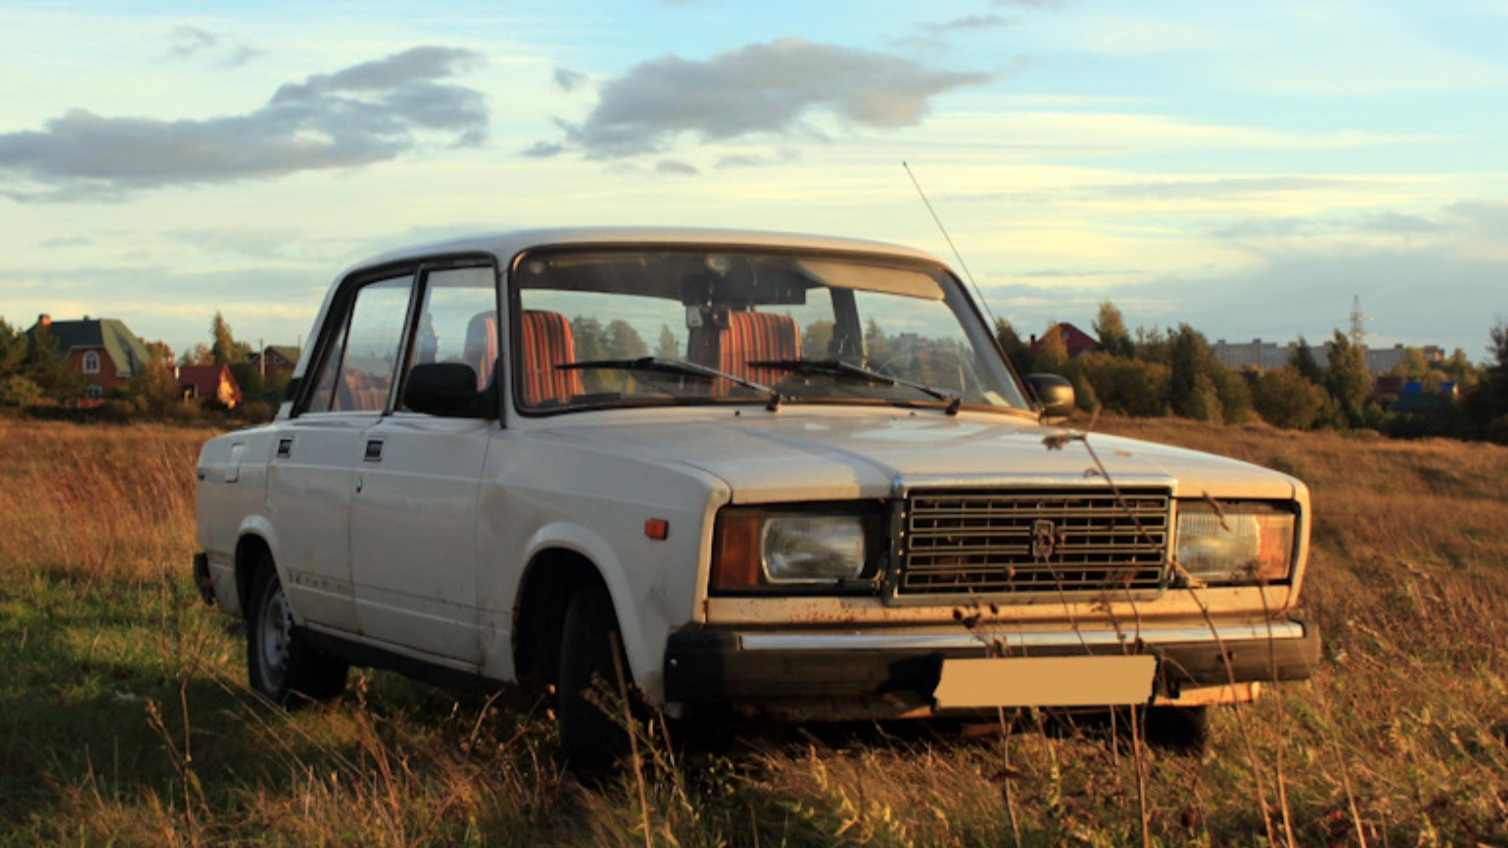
left=193, top=228, right=1321, bottom=770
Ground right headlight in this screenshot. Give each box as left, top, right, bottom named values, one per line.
left=1175, top=501, right=1296, bottom=585
left=710, top=504, right=883, bottom=594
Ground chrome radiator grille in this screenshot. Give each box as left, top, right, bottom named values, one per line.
left=895, top=488, right=1171, bottom=596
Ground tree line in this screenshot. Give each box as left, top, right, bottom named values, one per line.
left=5, top=304, right=1508, bottom=444
left=997, top=302, right=1508, bottom=443
left=0, top=312, right=286, bottom=422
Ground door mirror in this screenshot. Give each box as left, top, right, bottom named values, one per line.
left=1024, top=373, right=1075, bottom=421
left=404, top=362, right=494, bottom=418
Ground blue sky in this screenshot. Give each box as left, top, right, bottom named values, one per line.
left=3, top=0, right=1506, bottom=361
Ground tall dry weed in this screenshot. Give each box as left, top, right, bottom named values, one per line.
left=0, top=419, right=217, bottom=582
left=6, top=414, right=1508, bottom=845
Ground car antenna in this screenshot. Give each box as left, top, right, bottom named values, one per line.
left=903, top=161, right=1000, bottom=329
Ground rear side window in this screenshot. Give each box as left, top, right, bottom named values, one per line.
left=302, top=275, right=415, bottom=414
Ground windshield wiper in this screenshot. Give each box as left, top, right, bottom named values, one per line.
left=561, top=357, right=784, bottom=411
left=749, top=357, right=961, bottom=415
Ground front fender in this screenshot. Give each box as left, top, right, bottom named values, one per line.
left=519, top=521, right=670, bottom=701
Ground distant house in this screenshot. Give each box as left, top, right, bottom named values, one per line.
left=27, top=314, right=154, bottom=401
left=178, top=364, right=242, bottom=410
left=1029, top=322, right=1099, bottom=360
left=249, top=345, right=301, bottom=380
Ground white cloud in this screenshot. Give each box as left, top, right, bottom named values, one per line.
left=165, top=25, right=261, bottom=68
left=550, top=39, right=990, bottom=158
left=655, top=159, right=700, bottom=175
left=0, top=46, right=487, bottom=201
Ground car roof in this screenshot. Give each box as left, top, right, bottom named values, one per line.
left=344, top=227, right=945, bottom=275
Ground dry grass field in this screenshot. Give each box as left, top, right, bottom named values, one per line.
left=1, top=413, right=1506, bottom=847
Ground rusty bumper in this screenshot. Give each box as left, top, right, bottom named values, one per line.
left=663, top=618, right=1320, bottom=707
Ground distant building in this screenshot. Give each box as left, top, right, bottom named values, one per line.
left=177, top=364, right=242, bottom=409
left=1211, top=338, right=1291, bottom=371
left=1362, top=344, right=1443, bottom=374
left=1212, top=338, right=1443, bottom=374
left=249, top=345, right=301, bottom=380
left=1029, top=322, right=1099, bottom=359
left=26, top=314, right=153, bottom=401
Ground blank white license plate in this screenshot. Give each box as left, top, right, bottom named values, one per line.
left=933, top=655, right=1158, bottom=709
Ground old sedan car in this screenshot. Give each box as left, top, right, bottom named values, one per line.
left=194, top=227, right=1320, bottom=771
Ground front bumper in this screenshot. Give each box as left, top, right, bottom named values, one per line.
left=664, top=618, right=1320, bottom=711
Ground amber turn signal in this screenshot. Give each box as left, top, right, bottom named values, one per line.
left=710, top=511, right=762, bottom=590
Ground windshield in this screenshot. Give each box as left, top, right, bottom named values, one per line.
left=510, top=247, right=1030, bottom=414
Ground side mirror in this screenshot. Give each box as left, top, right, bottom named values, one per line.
left=404, top=362, right=494, bottom=419
left=1024, top=373, right=1075, bottom=421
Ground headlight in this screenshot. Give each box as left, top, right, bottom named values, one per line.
left=1175, top=501, right=1296, bottom=585
left=711, top=506, right=881, bottom=592
left=763, top=516, right=866, bottom=582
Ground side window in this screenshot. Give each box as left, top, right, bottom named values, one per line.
left=400, top=266, right=498, bottom=407
left=302, top=274, right=415, bottom=414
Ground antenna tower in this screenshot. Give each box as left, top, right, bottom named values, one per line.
left=1349, top=294, right=1368, bottom=347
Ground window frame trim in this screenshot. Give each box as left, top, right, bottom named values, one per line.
left=291, top=252, right=501, bottom=421
left=391, top=257, right=505, bottom=422
left=291, top=266, right=415, bottom=418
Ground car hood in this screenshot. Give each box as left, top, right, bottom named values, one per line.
left=541, top=409, right=1299, bottom=503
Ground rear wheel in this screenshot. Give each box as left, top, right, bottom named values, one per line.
left=246, top=561, right=348, bottom=707
left=557, top=583, right=632, bottom=777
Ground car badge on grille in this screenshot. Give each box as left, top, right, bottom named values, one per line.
left=1030, top=519, right=1057, bottom=561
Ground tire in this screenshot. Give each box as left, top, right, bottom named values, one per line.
left=1142, top=705, right=1210, bottom=754
left=557, top=583, right=632, bottom=778
left=246, top=561, right=349, bottom=707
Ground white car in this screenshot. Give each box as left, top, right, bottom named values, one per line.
left=193, top=227, right=1319, bottom=770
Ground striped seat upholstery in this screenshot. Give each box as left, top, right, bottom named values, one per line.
left=520, top=310, right=584, bottom=405
left=718, top=311, right=799, bottom=392
left=462, top=312, right=498, bottom=390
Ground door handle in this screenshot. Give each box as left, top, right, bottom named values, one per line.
left=364, top=439, right=384, bottom=462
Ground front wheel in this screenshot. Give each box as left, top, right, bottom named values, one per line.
left=246, top=562, right=348, bottom=707
left=557, top=584, right=633, bottom=777
left=1142, top=705, right=1209, bottom=754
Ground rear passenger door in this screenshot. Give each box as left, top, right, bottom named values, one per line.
left=269, top=273, right=415, bottom=634
left=350, top=263, right=498, bottom=665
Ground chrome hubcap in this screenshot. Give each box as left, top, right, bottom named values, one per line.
left=257, top=581, right=292, bottom=689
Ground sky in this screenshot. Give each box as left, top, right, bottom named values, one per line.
left=3, top=0, right=1507, bottom=361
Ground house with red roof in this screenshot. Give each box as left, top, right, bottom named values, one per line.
left=27, top=314, right=154, bottom=402
left=177, top=364, right=242, bottom=410
left=1029, top=322, right=1100, bottom=360
left=249, top=345, right=301, bottom=380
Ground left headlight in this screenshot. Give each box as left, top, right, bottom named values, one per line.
left=1175, top=501, right=1296, bottom=585
left=711, top=505, right=882, bottom=593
